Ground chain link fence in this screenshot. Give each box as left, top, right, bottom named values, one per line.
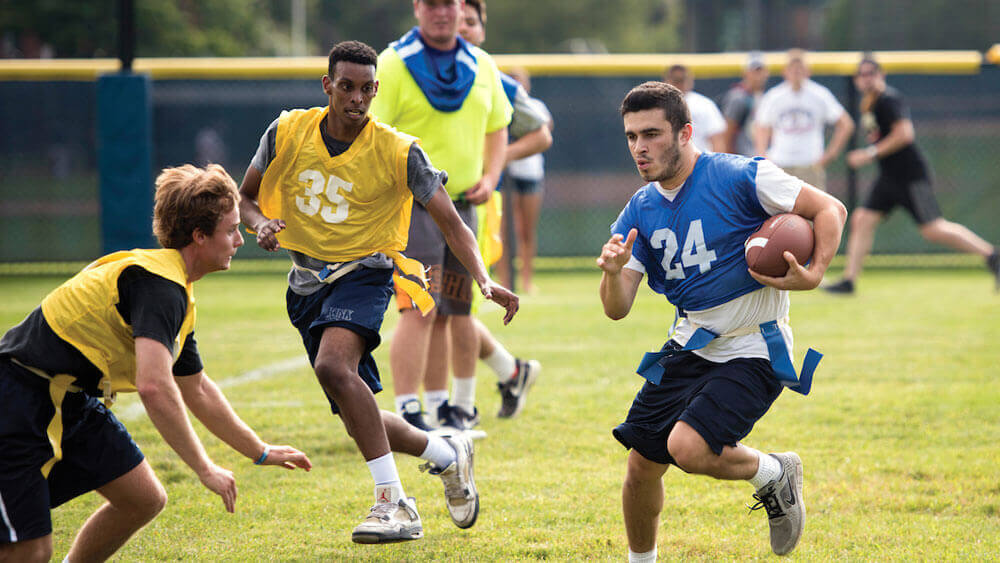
left=2, top=65, right=998, bottom=264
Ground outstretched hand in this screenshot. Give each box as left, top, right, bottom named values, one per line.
left=748, top=251, right=822, bottom=290
left=254, top=218, right=286, bottom=252
left=597, top=229, right=638, bottom=275
left=481, top=281, right=519, bottom=324
left=259, top=445, right=312, bottom=471
left=198, top=463, right=237, bottom=513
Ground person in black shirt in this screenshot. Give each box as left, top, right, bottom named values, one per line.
left=826, top=56, right=1000, bottom=294
left=0, top=164, right=311, bottom=562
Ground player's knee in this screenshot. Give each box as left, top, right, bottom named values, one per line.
left=312, top=359, right=356, bottom=396
left=667, top=429, right=710, bottom=474
left=851, top=209, right=877, bottom=230
left=119, top=484, right=167, bottom=524
left=144, top=485, right=168, bottom=521
left=919, top=219, right=947, bottom=242
left=1, top=537, right=53, bottom=563
left=624, top=451, right=665, bottom=484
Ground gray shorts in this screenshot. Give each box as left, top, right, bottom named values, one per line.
left=396, top=200, right=478, bottom=316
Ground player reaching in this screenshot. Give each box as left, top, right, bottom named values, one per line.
left=0, top=164, right=311, bottom=562
left=597, top=81, right=846, bottom=560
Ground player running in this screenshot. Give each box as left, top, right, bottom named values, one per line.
left=238, top=40, right=517, bottom=544
left=598, top=81, right=846, bottom=560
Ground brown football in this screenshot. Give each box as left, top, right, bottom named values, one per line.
left=744, top=213, right=815, bottom=277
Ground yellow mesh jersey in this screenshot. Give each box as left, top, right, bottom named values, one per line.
left=257, top=107, right=435, bottom=313
left=258, top=107, right=416, bottom=262
left=40, top=248, right=196, bottom=396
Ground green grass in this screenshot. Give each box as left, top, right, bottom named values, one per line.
left=2, top=264, right=999, bottom=560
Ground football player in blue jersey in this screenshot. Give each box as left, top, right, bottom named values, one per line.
left=597, top=81, right=846, bottom=560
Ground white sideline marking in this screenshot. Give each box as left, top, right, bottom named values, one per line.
left=116, top=356, right=310, bottom=422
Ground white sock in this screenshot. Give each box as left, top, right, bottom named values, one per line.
left=394, top=393, right=419, bottom=415
left=419, top=434, right=457, bottom=468
left=452, top=376, right=476, bottom=413
left=629, top=547, right=657, bottom=563
left=484, top=344, right=517, bottom=382
left=366, top=452, right=402, bottom=490
left=748, top=450, right=783, bottom=490
left=424, top=389, right=449, bottom=415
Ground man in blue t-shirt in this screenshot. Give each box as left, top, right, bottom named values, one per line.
left=597, top=81, right=846, bottom=560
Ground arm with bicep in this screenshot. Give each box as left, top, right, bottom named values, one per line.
left=423, top=186, right=519, bottom=324
left=749, top=185, right=847, bottom=290
left=134, top=337, right=238, bottom=513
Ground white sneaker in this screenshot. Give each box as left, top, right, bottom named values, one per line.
left=420, top=432, right=479, bottom=529
left=351, top=485, right=424, bottom=544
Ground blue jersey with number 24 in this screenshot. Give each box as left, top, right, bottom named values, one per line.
left=611, top=153, right=771, bottom=312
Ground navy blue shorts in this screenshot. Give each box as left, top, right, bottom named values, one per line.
left=0, top=359, right=145, bottom=543
left=286, top=267, right=394, bottom=415
left=613, top=343, right=783, bottom=466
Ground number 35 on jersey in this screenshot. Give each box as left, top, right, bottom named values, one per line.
left=296, top=169, right=353, bottom=224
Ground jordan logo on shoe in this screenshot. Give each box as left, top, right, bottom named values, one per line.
left=379, top=489, right=391, bottom=503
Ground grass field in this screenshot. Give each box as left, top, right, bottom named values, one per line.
left=2, top=261, right=999, bottom=561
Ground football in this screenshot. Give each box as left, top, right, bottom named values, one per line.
left=744, top=213, right=815, bottom=277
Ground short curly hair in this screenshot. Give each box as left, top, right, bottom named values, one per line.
left=152, top=164, right=239, bottom=249
left=327, top=40, right=378, bottom=78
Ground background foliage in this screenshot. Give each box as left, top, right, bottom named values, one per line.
left=2, top=0, right=996, bottom=58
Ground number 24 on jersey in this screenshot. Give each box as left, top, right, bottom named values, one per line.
left=649, top=219, right=717, bottom=279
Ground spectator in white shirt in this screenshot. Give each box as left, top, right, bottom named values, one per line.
left=754, top=48, right=854, bottom=190
left=665, top=64, right=726, bottom=152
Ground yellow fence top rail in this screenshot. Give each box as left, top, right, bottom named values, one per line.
left=0, top=50, right=985, bottom=81
left=987, top=44, right=1000, bottom=65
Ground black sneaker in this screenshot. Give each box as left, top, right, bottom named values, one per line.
left=824, top=278, right=855, bottom=295
left=496, top=358, right=541, bottom=418
left=437, top=401, right=480, bottom=431
left=400, top=398, right=434, bottom=431
left=987, top=251, right=1000, bottom=292
left=749, top=452, right=805, bottom=556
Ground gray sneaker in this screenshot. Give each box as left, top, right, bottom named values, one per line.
left=351, top=486, right=424, bottom=544
left=749, top=452, right=805, bottom=556
left=497, top=358, right=540, bottom=418
left=420, top=433, right=479, bottom=529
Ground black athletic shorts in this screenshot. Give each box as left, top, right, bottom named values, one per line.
left=0, top=359, right=145, bottom=543
left=863, top=172, right=942, bottom=225
left=613, top=344, right=783, bottom=466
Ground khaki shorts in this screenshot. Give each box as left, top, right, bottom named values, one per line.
left=783, top=164, right=826, bottom=191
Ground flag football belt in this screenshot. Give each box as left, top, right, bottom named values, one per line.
left=10, top=358, right=88, bottom=478
left=635, top=317, right=822, bottom=396
left=295, top=253, right=435, bottom=316
left=292, top=260, right=364, bottom=284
